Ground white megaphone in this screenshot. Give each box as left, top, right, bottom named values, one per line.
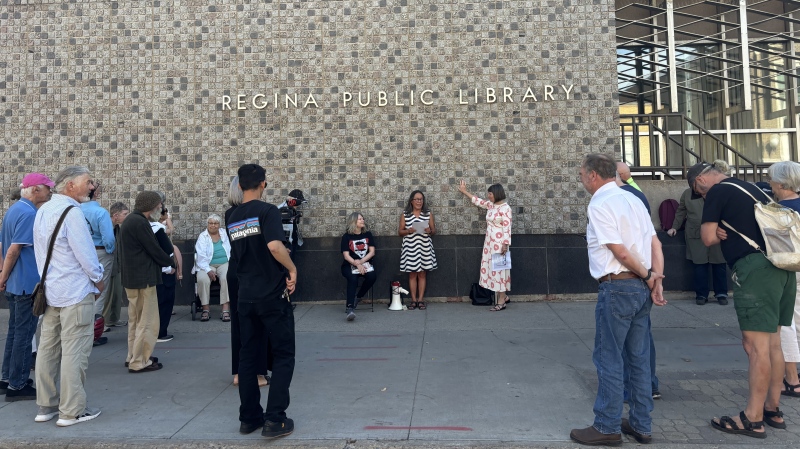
left=389, top=281, right=408, bottom=311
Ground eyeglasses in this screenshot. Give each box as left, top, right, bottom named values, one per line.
left=412, top=198, right=424, bottom=201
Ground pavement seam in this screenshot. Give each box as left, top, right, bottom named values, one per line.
left=546, top=301, right=593, bottom=353
left=406, top=308, right=429, bottom=441
left=168, top=381, right=234, bottom=440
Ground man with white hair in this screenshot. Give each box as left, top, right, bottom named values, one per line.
left=0, top=173, right=54, bottom=402
left=32, top=166, right=104, bottom=426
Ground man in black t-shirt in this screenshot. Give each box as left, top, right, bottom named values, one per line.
left=227, top=164, right=298, bottom=439
left=692, top=161, right=796, bottom=437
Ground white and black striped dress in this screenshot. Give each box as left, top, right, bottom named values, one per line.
left=400, top=211, right=438, bottom=272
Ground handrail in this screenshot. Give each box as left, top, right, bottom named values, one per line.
left=619, top=113, right=767, bottom=182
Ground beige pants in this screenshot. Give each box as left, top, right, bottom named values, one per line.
left=196, top=262, right=230, bottom=305
left=780, top=277, right=800, bottom=363
left=93, top=249, right=114, bottom=316
left=35, top=293, right=94, bottom=420
left=125, top=286, right=159, bottom=371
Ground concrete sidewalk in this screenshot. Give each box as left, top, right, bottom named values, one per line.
left=0, top=293, right=798, bottom=448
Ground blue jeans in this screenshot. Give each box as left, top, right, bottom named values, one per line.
left=623, top=316, right=659, bottom=399
left=694, top=263, right=728, bottom=298
left=1, top=292, right=37, bottom=389
left=592, top=279, right=654, bottom=435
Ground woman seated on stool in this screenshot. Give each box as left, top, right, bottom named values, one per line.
left=193, top=214, right=231, bottom=322
left=341, top=212, right=377, bottom=322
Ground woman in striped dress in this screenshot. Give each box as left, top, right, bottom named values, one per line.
left=398, top=190, right=437, bottom=310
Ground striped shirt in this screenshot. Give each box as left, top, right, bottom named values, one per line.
left=34, top=194, right=103, bottom=308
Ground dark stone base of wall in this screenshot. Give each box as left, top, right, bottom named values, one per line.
left=171, top=231, right=715, bottom=305
left=0, top=231, right=718, bottom=309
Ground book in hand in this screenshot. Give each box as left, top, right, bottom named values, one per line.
left=351, top=261, right=375, bottom=274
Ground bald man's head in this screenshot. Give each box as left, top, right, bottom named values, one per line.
left=616, top=162, right=631, bottom=181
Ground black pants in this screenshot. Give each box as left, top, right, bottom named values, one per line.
left=229, top=269, right=270, bottom=375
left=156, top=273, right=176, bottom=338
left=238, top=299, right=294, bottom=425
left=340, top=265, right=377, bottom=308
left=693, top=262, right=728, bottom=298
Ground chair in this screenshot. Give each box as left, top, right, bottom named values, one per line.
left=191, top=254, right=221, bottom=321
left=345, top=275, right=374, bottom=313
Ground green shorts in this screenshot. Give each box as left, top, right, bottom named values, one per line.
left=732, top=253, right=797, bottom=333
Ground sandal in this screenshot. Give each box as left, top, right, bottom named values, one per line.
left=489, top=302, right=507, bottom=312
left=418, top=302, right=427, bottom=310
left=782, top=378, right=800, bottom=397
left=200, top=310, right=210, bottom=322
left=258, top=375, right=270, bottom=388
left=764, top=408, right=786, bottom=429
left=711, top=411, right=767, bottom=439
left=407, top=302, right=417, bottom=310
left=221, top=311, right=231, bottom=322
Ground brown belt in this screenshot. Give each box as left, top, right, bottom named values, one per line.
left=95, top=246, right=105, bottom=250
left=598, top=271, right=641, bottom=283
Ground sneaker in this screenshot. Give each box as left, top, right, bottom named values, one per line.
left=5, top=383, right=36, bottom=402
left=240, top=418, right=266, bottom=435
left=104, top=327, right=111, bottom=333
left=156, top=335, right=174, bottom=343
left=56, top=407, right=101, bottom=427
left=35, top=406, right=59, bottom=422
left=262, top=418, right=294, bottom=438
left=652, top=390, right=662, bottom=400
left=716, top=295, right=728, bottom=305
left=109, top=320, right=128, bottom=327
left=346, top=309, right=355, bottom=322
left=93, top=337, right=108, bottom=347
left=0, top=380, right=8, bottom=395
left=695, top=296, right=707, bottom=305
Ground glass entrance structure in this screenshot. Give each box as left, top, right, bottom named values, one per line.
left=617, top=0, right=800, bottom=168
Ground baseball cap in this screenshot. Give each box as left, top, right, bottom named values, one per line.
left=686, top=162, right=712, bottom=199
left=288, top=189, right=307, bottom=203
left=21, top=173, right=55, bottom=189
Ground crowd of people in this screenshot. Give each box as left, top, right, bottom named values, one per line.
left=1, top=157, right=799, bottom=443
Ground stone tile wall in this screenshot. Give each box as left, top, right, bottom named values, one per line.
left=0, top=0, right=619, bottom=240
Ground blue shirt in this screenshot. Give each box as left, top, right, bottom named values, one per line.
left=80, top=200, right=115, bottom=253
left=620, top=184, right=651, bottom=215
left=780, top=197, right=800, bottom=213
left=0, top=198, right=40, bottom=295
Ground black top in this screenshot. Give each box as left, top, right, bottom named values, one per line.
left=227, top=200, right=287, bottom=302
left=620, top=184, right=651, bottom=215
left=702, top=177, right=770, bottom=268
left=340, top=231, right=376, bottom=268
left=118, top=211, right=174, bottom=289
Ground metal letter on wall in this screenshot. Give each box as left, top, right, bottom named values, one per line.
left=739, top=0, right=752, bottom=111
left=666, top=0, right=678, bottom=113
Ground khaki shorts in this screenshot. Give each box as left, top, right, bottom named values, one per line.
left=732, top=253, right=797, bottom=333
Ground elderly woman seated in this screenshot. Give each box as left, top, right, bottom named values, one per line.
left=193, top=214, right=231, bottom=322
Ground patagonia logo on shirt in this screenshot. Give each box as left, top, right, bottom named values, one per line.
left=228, top=218, right=261, bottom=241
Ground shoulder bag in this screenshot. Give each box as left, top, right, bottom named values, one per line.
left=720, top=182, right=800, bottom=271
left=32, top=206, right=75, bottom=316
left=469, top=282, right=495, bottom=306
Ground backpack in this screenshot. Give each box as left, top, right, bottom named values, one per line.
left=659, top=199, right=681, bottom=231
left=720, top=182, right=800, bottom=271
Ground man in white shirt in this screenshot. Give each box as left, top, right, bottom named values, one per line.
left=32, top=166, right=104, bottom=427
left=570, top=154, right=666, bottom=446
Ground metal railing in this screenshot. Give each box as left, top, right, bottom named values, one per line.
left=619, top=113, right=769, bottom=182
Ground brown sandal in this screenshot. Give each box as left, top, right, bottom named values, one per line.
left=489, top=302, right=507, bottom=312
